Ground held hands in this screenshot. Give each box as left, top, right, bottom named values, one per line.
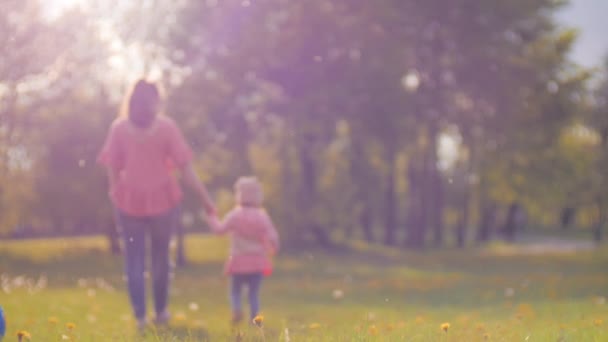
left=200, top=207, right=219, bottom=232
left=203, top=202, right=217, bottom=216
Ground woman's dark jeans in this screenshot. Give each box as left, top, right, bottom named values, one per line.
left=116, top=207, right=178, bottom=320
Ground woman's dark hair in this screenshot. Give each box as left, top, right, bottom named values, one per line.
left=124, top=79, right=160, bottom=129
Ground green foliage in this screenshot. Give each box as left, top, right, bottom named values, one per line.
left=0, top=0, right=602, bottom=245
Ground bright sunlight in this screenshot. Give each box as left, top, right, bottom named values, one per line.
left=43, top=0, right=89, bottom=20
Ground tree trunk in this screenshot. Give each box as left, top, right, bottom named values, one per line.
left=476, top=203, right=496, bottom=243
left=298, top=136, right=330, bottom=246
left=405, top=158, right=426, bottom=248
left=361, top=205, right=374, bottom=243
left=594, top=200, right=604, bottom=243
left=502, top=202, right=520, bottom=242
left=560, top=206, right=576, bottom=230
left=232, top=112, right=253, bottom=174
left=349, top=137, right=374, bottom=243
left=430, top=169, right=444, bottom=246
left=456, top=191, right=470, bottom=248
left=427, top=122, right=444, bottom=247
left=384, top=146, right=397, bottom=246
left=279, top=132, right=298, bottom=242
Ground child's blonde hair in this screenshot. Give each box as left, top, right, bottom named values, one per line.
left=235, top=176, right=264, bottom=207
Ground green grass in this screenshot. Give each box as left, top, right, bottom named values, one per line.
left=1, top=236, right=607, bottom=341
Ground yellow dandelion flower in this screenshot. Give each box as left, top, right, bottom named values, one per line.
left=48, top=316, right=59, bottom=325
left=594, top=319, right=603, bottom=327
left=309, top=323, right=321, bottom=329
left=385, top=323, right=395, bottom=331
left=252, top=314, right=264, bottom=327
left=66, top=322, right=76, bottom=330
left=17, top=330, right=31, bottom=341
left=441, top=322, right=450, bottom=332
left=484, top=333, right=490, bottom=340
left=368, top=325, right=378, bottom=335
left=174, top=312, right=187, bottom=321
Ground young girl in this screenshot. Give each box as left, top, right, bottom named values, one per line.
left=98, top=79, right=215, bottom=330
left=207, top=177, right=279, bottom=324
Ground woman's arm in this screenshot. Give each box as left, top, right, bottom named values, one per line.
left=181, top=163, right=216, bottom=215
left=106, top=167, right=120, bottom=190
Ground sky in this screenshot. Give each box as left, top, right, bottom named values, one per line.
left=556, top=0, right=608, bottom=68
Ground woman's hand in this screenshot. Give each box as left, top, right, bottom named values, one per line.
left=202, top=200, right=216, bottom=216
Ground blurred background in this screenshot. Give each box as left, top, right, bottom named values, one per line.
left=1, top=0, right=608, bottom=255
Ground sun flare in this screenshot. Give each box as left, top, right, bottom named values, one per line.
left=44, top=0, right=89, bottom=20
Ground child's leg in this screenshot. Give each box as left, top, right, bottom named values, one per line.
left=230, top=275, right=245, bottom=322
left=247, top=273, right=264, bottom=320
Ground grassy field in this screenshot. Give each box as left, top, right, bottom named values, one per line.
left=0, top=236, right=607, bottom=341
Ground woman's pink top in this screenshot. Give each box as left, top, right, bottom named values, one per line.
left=208, top=206, right=279, bottom=275
left=97, top=116, right=193, bottom=217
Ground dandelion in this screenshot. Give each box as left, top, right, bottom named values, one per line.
left=174, top=312, right=187, bottom=322
left=252, top=314, right=266, bottom=341
left=385, top=323, right=395, bottom=332
left=441, top=322, right=450, bottom=332
left=368, top=325, right=378, bottom=335
left=252, top=314, right=264, bottom=327
left=66, top=322, right=76, bottom=330
left=48, top=316, right=59, bottom=325
left=17, top=330, right=31, bottom=341
left=484, top=333, right=490, bottom=340
left=594, top=319, right=603, bottom=327
left=309, top=323, right=321, bottom=329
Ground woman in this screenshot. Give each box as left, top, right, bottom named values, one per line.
left=98, top=79, right=215, bottom=329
